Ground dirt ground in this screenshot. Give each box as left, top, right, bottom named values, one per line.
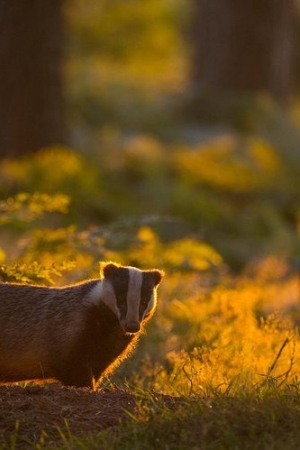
left=0, top=383, right=180, bottom=448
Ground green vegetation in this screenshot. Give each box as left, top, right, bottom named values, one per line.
left=1, top=0, right=300, bottom=447
left=0, top=133, right=299, bottom=448
left=70, top=392, right=300, bottom=450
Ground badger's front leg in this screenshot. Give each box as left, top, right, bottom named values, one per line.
left=53, top=359, right=94, bottom=388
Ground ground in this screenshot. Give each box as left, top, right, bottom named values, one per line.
left=0, top=383, right=180, bottom=448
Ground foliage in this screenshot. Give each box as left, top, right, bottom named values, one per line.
left=0, top=261, right=76, bottom=285
left=0, top=192, right=69, bottom=227
left=0, top=189, right=299, bottom=393
left=0, top=133, right=299, bottom=267
left=1, top=0, right=300, bottom=447
left=84, top=389, right=300, bottom=450
left=0, top=138, right=299, bottom=450
left=67, top=0, right=185, bottom=64
left=66, top=0, right=187, bottom=132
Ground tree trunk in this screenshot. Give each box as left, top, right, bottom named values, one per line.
left=187, top=0, right=295, bottom=123
left=0, top=0, right=66, bottom=156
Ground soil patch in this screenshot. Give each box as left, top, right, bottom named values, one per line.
left=0, top=384, right=181, bottom=448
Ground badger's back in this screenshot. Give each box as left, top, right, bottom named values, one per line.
left=0, top=282, right=91, bottom=380
left=0, top=281, right=97, bottom=341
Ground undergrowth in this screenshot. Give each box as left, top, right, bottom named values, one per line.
left=1, top=1, right=300, bottom=447
left=94, top=391, right=300, bottom=450
left=0, top=137, right=299, bottom=448
left=9, top=386, right=300, bottom=450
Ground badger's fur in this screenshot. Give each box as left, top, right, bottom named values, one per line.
left=0, top=262, right=164, bottom=388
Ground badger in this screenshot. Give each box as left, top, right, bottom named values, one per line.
left=0, top=262, right=164, bottom=388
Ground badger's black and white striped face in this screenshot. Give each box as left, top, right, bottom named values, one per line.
left=97, top=263, right=163, bottom=334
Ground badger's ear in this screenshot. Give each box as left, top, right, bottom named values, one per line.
left=100, top=262, right=120, bottom=279
left=150, top=269, right=164, bottom=286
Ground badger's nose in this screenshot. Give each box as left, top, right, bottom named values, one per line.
left=125, top=321, right=140, bottom=334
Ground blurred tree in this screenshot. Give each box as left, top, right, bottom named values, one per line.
left=188, top=0, right=296, bottom=124
left=0, top=0, right=66, bottom=156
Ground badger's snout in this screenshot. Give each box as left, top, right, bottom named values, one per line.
left=124, top=321, right=140, bottom=334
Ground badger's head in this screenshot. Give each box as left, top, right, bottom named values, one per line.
left=98, top=262, right=164, bottom=334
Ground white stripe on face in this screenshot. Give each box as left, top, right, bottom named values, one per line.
left=122, top=268, right=143, bottom=330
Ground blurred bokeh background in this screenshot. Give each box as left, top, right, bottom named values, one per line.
left=0, top=0, right=299, bottom=269
left=0, top=0, right=300, bottom=393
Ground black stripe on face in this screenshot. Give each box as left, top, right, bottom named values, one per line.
left=110, top=267, right=130, bottom=320
left=139, top=273, right=156, bottom=320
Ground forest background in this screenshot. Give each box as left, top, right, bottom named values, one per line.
left=0, top=1, right=300, bottom=448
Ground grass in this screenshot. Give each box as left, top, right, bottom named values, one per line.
left=4, top=384, right=300, bottom=449
left=98, top=393, right=300, bottom=450
left=23, top=387, right=300, bottom=450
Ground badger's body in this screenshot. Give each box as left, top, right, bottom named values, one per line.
left=0, top=262, right=163, bottom=388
